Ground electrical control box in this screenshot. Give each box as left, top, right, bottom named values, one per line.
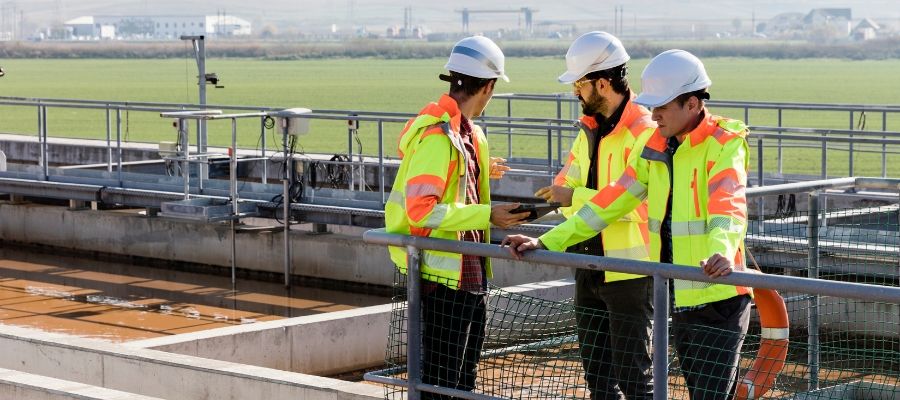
left=158, top=141, right=178, bottom=158
left=270, top=108, right=312, bottom=136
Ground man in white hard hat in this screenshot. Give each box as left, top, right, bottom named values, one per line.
left=503, top=49, right=752, bottom=399
left=534, top=31, right=656, bottom=400
left=384, top=35, right=529, bottom=400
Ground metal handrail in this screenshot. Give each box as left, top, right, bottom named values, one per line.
left=363, top=177, right=900, bottom=400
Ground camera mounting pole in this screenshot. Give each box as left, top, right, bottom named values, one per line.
left=180, top=35, right=210, bottom=180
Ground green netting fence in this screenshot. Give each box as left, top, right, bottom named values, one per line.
left=377, top=202, right=899, bottom=399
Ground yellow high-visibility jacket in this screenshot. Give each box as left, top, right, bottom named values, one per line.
left=541, top=111, right=752, bottom=307
left=554, top=97, right=655, bottom=282
left=384, top=94, right=492, bottom=289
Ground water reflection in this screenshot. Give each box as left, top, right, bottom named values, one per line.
left=0, top=245, right=389, bottom=342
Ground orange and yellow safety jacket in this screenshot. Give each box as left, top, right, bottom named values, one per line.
left=554, top=97, right=655, bottom=282
left=384, top=94, right=493, bottom=289
left=541, top=111, right=752, bottom=307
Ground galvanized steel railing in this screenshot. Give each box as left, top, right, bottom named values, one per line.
left=363, top=177, right=900, bottom=400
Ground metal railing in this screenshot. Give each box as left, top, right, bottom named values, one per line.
left=492, top=93, right=900, bottom=180
left=1, top=95, right=899, bottom=196
left=363, top=177, right=900, bottom=400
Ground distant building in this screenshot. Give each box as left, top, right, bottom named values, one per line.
left=804, top=8, right=852, bottom=36
left=64, top=15, right=251, bottom=40
left=853, top=18, right=880, bottom=41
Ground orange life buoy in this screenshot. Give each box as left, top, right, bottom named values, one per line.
left=735, top=287, right=789, bottom=400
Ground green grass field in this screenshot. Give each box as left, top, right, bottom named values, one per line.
left=0, top=57, right=899, bottom=177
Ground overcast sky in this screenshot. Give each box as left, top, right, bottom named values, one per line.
left=12, top=0, right=899, bottom=32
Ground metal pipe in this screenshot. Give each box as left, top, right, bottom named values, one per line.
left=821, top=129, right=827, bottom=179
left=746, top=177, right=856, bottom=197
left=283, top=123, right=292, bottom=288
left=757, top=137, right=764, bottom=233
left=180, top=118, right=190, bottom=200
left=348, top=116, right=355, bottom=191
left=807, top=192, right=820, bottom=390
left=777, top=108, right=783, bottom=174
left=197, top=36, right=209, bottom=182
left=849, top=111, right=854, bottom=176
left=556, top=123, right=563, bottom=169
left=196, top=119, right=204, bottom=193
left=406, top=245, right=423, bottom=400
left=507, top=98, right=513, bottom=161
left=260, top=114, right=267, bottom=184
left=116, top=108, right=123, bottom=187
left=652, top=274, right=669, bottom=400
left=230, top=118, right=238, bottom=286
left=883, top=111, right=888, bottom=177
left=362, top=230, right=900, bottom=304
left=378, top=121, right=385, bottom=204
left=105, top=106, right=112, bottom=174
left=40, top=106, right=48, bottom=181
left=546, top=128, right=553, bottom=184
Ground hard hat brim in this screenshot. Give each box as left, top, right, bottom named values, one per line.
left=633, top=92, right=673, bottom=108
left=557, top=70, right=582, bottom=84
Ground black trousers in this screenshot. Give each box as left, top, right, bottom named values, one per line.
left=421, top=285, right=487, bottom=400
left=672, top=294, right=752, bottom=400
left=575, top=270, right=654, bottom=400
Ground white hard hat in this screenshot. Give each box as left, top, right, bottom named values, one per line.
left=634, top=49, right=712, bottom=108
left=558, top=31, right=630, bottom=84
left=444, top=36, right=509, bottom=82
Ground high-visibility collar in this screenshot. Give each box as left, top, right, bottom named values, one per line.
left=436, top=94, right=463, bottom=134
left=577, top=92, right=638, bottom=135
left=642, top=108, right=720, bottom=158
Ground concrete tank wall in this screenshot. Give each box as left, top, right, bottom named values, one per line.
left=0, top=202, right=572, bottom=289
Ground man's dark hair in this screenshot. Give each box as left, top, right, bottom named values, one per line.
left=674, top=89, right=711, bottom=106
left=440, top=71, right=496, bottom=97
left=583, top=64, right=629, bottom=95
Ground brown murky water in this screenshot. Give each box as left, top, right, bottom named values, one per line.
left=0, top=245, right=388, bottom=342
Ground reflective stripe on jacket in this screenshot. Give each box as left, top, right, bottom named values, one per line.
left=384, top=94, right=492, bottom=289
left=554, top=97, right=655, bottom=282
left=541, top=111, right=752, bottom=307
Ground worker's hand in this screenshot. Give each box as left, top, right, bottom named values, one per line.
left=489, top=157, right=511, bottom=179
left=500, top=234, right=544, bottom=260
left=490, top=203, right=530, bottom=228
left=701, top=253, right=733, bottom=278
left=534, top=185, right=573, bottom=207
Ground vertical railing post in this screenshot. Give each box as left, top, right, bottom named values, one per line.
left=882, top=112, right=887, bottom=177
left=507, top=99, right=513, bottom=161
left=777, top=108, right=783, bottom=175
left=260, top=114, right=268, bottom=184
left=230, top=117, right=238, bottom=287
left=283, top=123, right=292, bottom=288
left=179, top=118, right=190, bottom=199
left=106, top=106, right=112, bottom=174
left=848, top=111, right=855, bottom=177
left=821, top=130, right=827, bottom=179
left=39, top=105, right=49, bottom=181
left=652, top=274, right=670, bottom=400
left=807, top=191, right=821, bottom=390
left=556, top=123, right=563, bottom=169
left=406, top=245, right=423, bottom=400
left=348, top=116, right=356, bottom=191
left=547, top=128, right=553, bottom=184
left=116, top=108, right=123, bottom=187
left=35, top=104, right=42, bottom=180
left=378, top=120, right=385, bottom=204
left=757, top=137, right=765, bottom=233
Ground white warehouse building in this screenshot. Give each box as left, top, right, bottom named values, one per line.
left=64, top=15, right=251, bottom=39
